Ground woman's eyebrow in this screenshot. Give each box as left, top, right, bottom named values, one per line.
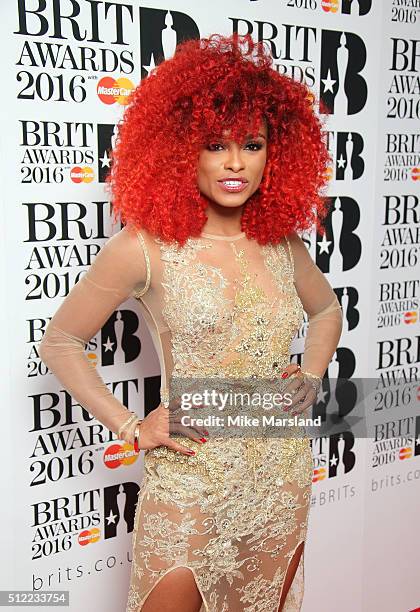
left=216, top=133, right=267, bottom=142
left=244, top=133, right=266, bottom=139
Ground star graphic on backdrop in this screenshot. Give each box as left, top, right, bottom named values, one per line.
left=318, top=234, right=332, bottom=255
left=99, top=150, right=111, bottom=168
left=105, top=510, right=118, bottom=525
left=337, top=155, right=346, bottom=169
left=330, top=454, right=338, bottom=467
left=317, top=387, right=328, bottom=404
left=142, top=52, right=157, bottom=76
left=103, top=337, right=115, bottom=352
left=322, top=69, right=336, bottom=94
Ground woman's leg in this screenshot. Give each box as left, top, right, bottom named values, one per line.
left=140, top=566, right=203, bottom=612
left=276, top=541, right=305, bottom=612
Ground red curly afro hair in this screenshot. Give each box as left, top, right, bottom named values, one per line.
left=105, top=33, right=332, bottom=246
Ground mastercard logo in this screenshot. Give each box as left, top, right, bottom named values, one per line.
left=411, top=167, right=420, bottom=181
left=321, top=0, right=339, bottom=12
left=313, top=467, right=326, bottom=482
left=70, top=166, right=94, bottom=183
left=78, top=528, right=100, bottom=546
left=97, top=77, right=135, bottom=105
left=103, top=443, right=139, bottom=469
left=403, top=310, right=418, bottom=324
left=399, top=446, right=412, bottom=460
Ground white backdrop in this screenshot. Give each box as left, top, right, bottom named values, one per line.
left=1, top=1, right=419, bottom=611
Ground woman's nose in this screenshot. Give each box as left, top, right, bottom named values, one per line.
left=224, top=147, right=245, bottom=171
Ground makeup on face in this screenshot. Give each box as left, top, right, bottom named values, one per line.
left=217, top=177, right=249, bottom=193
left=197, top=121, right=268, bottom=207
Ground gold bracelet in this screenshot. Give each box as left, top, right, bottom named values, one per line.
left=301, top=370, right=322, bottom=382
left=300, top=370, right=322, bottom=393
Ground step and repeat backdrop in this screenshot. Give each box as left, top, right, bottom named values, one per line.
left=1, top=1, right=419, bottom=611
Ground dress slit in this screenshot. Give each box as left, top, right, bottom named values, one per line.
left=137, top=564, right=208, bottom=612
left=275, top=539, right=306, bottom=612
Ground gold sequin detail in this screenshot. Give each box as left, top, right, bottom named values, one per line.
left=145, top=436, right=226, bottom=496
left=156, top=236, right=237, bottom=377
left=146, top=236, right=305, bottom=489
left=220, top=241, right=304, bottom=378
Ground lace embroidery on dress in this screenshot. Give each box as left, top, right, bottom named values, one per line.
left=36, top=222, right=342, bottom=611
left=126, top=233, right=314, bottom=612
left=156, top=236, right=304, bottom=379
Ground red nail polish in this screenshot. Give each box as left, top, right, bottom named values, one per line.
left=187, top=450, right=195, bottom=455
left=281, top=372, right=289, bottom=379
left=200, top=438, right=207, bottom=443
left=204, top=430, right=209, bottom=436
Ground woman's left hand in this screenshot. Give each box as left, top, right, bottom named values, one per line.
left=280, top=364, right=321, bottom=416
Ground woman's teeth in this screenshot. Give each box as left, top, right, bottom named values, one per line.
left=217, top=180, right=248, bottom=192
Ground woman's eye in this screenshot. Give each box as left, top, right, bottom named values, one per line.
left=246, top=142, right=263, bottom=151
left=207, top=143, right=223, bottom=151
left=207, top=142, right=263, bottom=152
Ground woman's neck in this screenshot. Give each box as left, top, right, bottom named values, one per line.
left=201, top=202, right=243, bottom=237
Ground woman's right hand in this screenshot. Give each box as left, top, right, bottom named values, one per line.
left=135, top=402, right=208, bottom=455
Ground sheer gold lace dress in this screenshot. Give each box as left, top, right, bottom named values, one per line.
left=38, top=224, right=343, bottom=612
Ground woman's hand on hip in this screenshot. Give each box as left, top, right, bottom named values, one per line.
left=280, top=363, right=321, bottom=416
left=136, top=402, right=208, bottom=454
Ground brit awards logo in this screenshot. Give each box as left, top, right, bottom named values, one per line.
left=139, top=8, right=200, bottom=79
left=320, top=30, right=368, bottom=114
left=325, top=130, right=366, bottom=181
left=311, top=432, right=356, bottom=482
left=30, top=482, right=140, bottom=558
left=377, top=279, right=419, bottom=329
left=100, top=310, right=143, bottom=367
left=335, top=285, right=360, bottom=333
left=103, top=482, right=139, bottom=540
left=316, top=197, right=362, bottom=274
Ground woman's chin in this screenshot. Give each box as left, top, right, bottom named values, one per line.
left=206, top=192, right=250, bottom=208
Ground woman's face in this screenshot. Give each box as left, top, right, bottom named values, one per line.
left=197, top=120, right=268, bottom=208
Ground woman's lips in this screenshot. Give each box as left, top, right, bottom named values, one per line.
left=217, top=180, right=248, bottom=193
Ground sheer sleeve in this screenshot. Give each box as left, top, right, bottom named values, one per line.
left=286, top=231, right=343, bottom=378
left=38, top=224, right=151, bottom=442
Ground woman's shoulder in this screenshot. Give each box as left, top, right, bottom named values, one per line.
left=281, top=230, right=314, bottom=279
left=284, top=229, right=303, bottom=247
left=108, top=223, right=158, bottom=255
left=283, top=230, right=309, bottom=259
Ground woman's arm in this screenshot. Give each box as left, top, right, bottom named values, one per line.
left=38, top=224, right=150, bottom=443
left=287, top=231, right=343, bottom=379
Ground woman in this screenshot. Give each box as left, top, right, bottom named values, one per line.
left=39, top=33, right=343, bottom=612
